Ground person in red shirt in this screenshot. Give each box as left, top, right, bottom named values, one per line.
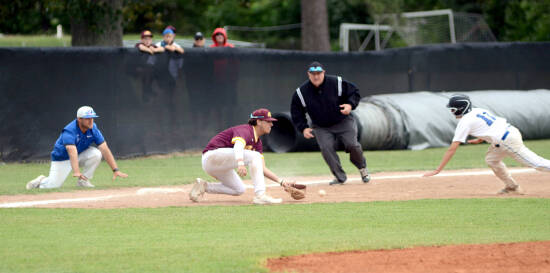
left=210, top=27, right=234, bottom=48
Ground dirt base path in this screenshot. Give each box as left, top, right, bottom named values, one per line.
left=267, top=241, right=550, bottom=273
left=1, top=168, right=549, bottom=208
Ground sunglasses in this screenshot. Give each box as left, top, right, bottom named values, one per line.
left=308, top=66, right=324, bottom=72
left=250, top=114, right=265, bottom=119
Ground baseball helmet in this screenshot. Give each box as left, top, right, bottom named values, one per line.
left=447, top=94, right=472, bottom=116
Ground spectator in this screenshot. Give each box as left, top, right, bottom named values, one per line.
left=135, top=30, right=165, bottom=54
left=156, top=27, right=184, bottom=54
left=193, top=32, right=205, bottom=47
left=210, top=27, right=234, bottom=48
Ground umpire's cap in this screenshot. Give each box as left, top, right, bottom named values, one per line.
left=250, top=108, right=277, bottom=121
left=307, top=61, right=325, bottom=73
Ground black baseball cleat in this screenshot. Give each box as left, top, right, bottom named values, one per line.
left=359, top=168, right=371, bottom=183
left=329, top=179, right=346, bottom=186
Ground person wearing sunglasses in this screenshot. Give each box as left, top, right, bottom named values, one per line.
left=190, top=108, right=290, bottom=205
left=423, top=94, right=550, bottom=194
left=291, top=61, right=371, bottom=186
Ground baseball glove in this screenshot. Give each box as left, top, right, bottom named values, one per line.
left=280, top=180, right=306, bottom=200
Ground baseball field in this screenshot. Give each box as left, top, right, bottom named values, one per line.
left=1, top=139, right=550, bottom=272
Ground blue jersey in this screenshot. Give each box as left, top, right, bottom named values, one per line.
left=51, top=119, right=105, bottom=161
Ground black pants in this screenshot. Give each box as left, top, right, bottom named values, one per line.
left=313, top=116, right=367, bottom=182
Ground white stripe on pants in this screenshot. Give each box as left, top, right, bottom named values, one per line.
left=201, top=148, right=265, bottom=196
left=485, top=126, right=550, bottom=188
left=39, top=147, right=103, bottom=189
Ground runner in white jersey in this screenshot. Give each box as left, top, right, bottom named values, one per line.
left=424, top=94, right=550, bottom=194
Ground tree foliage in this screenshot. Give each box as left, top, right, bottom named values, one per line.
left=0, top=0, right=548, bottom=47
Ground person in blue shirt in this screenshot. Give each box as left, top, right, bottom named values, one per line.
left=26, top=106, right=128, bottom=189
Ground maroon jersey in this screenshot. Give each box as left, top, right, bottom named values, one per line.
left=203, top=124, right=263, bottom=154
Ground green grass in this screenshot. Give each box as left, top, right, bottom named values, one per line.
left=0, top=34, right=191, bottom=47
left=1, top=199, right=550, bottom=273
left=2, top=139, right=549, bottom=195
left=0, top=35, right=72, bottom=47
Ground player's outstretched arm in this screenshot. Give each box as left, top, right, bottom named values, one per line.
left=262, top=157, right=280, bottom=183
left=423, top=141, right=461, bottom=177
left=97, top=142, right=128, bottom=180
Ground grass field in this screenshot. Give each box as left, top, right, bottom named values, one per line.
left=1, top=139, right=550, bottom=272
left=0, top=34, right=183, bottom=47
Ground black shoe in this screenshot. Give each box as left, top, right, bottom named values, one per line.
left=362, top=174, right=371, bottom=183
left=329, top=179, right=345, bottom=186
left=359, top=168, right=371, bottom=183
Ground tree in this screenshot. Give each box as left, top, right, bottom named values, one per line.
left=67, top=0, right=123, bottom=46
left=301, top=0, right=330, bottom=51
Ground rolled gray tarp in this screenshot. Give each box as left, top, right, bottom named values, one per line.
left=265, top=90, right=550, bottom=152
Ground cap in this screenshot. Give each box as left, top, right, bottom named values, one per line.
left=141, top=30, right=153, bottom=38
left=194, top=32, right=204, bottom=40
left=250, top=108, right=277, bottom=121
left=307, top=61, right=324, bottom=73
left=162, top=28, right=174, bottom=35
left=77, top=106, right=99, bottom=118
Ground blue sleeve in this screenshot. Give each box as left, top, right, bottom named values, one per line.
left=60, top=130, right=76, bottom=145
left=92, top=125, right=105, bottom=145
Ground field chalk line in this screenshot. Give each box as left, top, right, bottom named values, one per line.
left=0, top=168, right=536, bottom=208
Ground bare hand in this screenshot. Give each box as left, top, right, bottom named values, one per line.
left=112, top=170, right=128, bottom=181
left=237, top=165, right=247, bottom=177
left=423, top=170, right=440, bottom=177
left=73, top=172, right=88, bottom=181
left=340, top=104, right=352, bottom=115
left=303, top=128, right=314, bottom=139
left=467, top=138, right=484, bottom=144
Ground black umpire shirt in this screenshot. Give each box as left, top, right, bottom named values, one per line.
left=291, top=74, right=361, bottom=132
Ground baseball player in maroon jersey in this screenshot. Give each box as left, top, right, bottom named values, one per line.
left=190, top=108, right=289, bottom=204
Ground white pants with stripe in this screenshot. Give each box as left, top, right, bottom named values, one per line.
left=201, top=148, right=265, bottom=197
left=485, top=126, right=550, bottom=188
left=39, top=147, right=103, bottom=189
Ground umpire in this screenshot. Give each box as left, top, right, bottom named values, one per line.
left=291, top=61, right=370, bottom=185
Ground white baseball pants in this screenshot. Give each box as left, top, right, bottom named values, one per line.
left=39, top=147, right=103, bottom=189
left=201, top=148, right=265, bottom=197
left=485, top=126, right=550, bottom=188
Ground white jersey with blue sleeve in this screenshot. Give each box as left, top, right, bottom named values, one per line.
left=452, top=108, right=509, bottom=144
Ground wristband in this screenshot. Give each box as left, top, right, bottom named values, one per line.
left=112, top=168, right=119, bottom=172
left=237, top=161, right=244, bottom=166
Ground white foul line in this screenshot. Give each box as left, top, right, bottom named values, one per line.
left=0, top=168, right=536, bottom=208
